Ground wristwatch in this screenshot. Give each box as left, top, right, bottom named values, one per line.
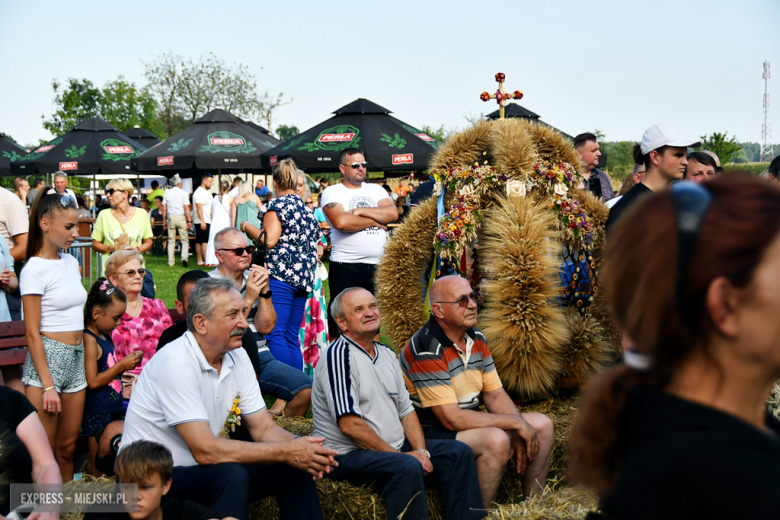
left=416, top=449, right=430, bottom=458
left=259, top=290, right=272, bottom=299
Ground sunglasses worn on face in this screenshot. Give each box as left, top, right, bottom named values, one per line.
left=121, top=268, right=147, bottom=277
left=305, top=201, right=314, bottom=205
left=348, top=161, right=368, bottom=169
left=106, top=188, right=128, bottom=196
left=437, top=291, right=482, bottom=308
left=219, top=246, right=254, bottom=256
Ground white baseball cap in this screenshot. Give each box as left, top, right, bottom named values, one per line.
left=640, top=124, right=700, bottom=155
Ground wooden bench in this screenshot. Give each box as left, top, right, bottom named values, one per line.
left=0, top=321, right=28, bottom=367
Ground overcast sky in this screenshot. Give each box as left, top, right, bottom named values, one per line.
left=1, top=0, right=778, bottom=147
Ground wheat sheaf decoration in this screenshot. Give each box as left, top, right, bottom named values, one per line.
left=377, top=118, right=618, bottom=399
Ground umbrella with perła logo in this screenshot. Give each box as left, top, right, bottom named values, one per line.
left=259, top=98, right=440, bottom=173
left=132, top=109, right=280, bottom=177
left=0, top=134, right=29, bottom=176
left=10, top=118, right=148, bottom=176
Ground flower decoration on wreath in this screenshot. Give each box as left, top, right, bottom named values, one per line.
left=433, top=159, right=597, bottom=259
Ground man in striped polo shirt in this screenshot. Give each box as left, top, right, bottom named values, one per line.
left=401, top=276, right=554, bottom=510
left=312, top=287, right=485, bottom=520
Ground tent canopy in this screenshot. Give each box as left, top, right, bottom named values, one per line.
left=259, top=98, right=440, bottom=173
left=486, top=103, right=573, bottom=140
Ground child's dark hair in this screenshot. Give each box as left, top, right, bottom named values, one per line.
left=115, top=440, right=173, bottom=484
left=84, top=277, right=127, bottom=324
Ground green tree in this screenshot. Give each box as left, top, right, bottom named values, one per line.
left=43, top=78, right=102, bottom=135
left=143, top=52, right=293, bottom=136
left=100, top=77, right=166, bottom=138
left=276, top=124, right=299, bottom=141
left=699, top=132, right=743, bottom=164
left=601, top=141, right=635, bottom=181
left=42, top=77, right=165, bottom=139
left=421, top=124, right=452, bottom=142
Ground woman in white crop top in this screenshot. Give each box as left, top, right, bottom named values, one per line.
left=20, top=187, right=88, bottom=482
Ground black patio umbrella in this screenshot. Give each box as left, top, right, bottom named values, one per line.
left=124, top=126, right=162, bottom=148
left=0, top=134, right=29, bottom=176
left=11, top=117, right=148, bottom=176
left=486, top=103, right=574, bottom=140
left=243, top=120, right=280, bottom=140
left=132, top=109, right=280, bottom=177
left=259, top=98, right=440, bottom=173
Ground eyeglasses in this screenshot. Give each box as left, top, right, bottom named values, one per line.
left=218, top=246, right=255, bottom=256
left=671, top=182, right=712, bottom=325
left=436, top=291, right=482, bottom=308
left=347, top=161, right=368, bottom=170
left=106, top=189, right=128, bottom=196
left=120, top=268, right=147, bottom=277
left=305, top=201, right=314, bottom=205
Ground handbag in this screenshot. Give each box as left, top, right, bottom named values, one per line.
left=252, top=230, right=268, bottom=267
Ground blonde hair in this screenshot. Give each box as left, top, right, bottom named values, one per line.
left=106, top=178, right=134, bottom=194
left=105, top=249, right=145, bottom=276
left=273, top=159, right=298, bottom=191
left=238, top=180, right=253, bottom=198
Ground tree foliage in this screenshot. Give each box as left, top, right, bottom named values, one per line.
left=276, top=124, right=300, bottom=141
left=143, top=52, right=293, bottom=137
left=601, top=140, right=635, bottom=180
left=42, top=77, right=163, bottom=138
left=421, top=124, right=452, bottom=142
left=699, top=132, right=743, bottom=164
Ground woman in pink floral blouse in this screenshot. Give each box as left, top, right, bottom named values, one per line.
left=105, top=250, right=172, bottom=388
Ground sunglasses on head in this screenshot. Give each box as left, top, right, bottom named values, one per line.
left=121, top=268, right=147, bottom=277
left=347, top=161, right=368, bottom=169
left=41, top=190, right=73, bottom=215
left=436, top=291, right=482, bottom=308
left=219, top=246, right=255, bottom=256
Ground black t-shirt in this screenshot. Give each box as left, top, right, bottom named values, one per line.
left=0, top=386, right=37, bottom=514
left=604, top=182, right=653, bottom=236
left=596, top=385, right=780, bottom=520
left=156, top=320, right=262, bottom=376
left=84, top=496, right=218, bottom=520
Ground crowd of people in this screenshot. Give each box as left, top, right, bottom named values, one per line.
left=1, top=129, right=780, bottom=520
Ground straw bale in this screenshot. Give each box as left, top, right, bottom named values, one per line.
left=479, top=193, right=569, bottom=399
left=521, top=121, right=581, bottom=169
left=428, top=121, right=493, bottom=179
left=556, top=309, right=612, bottom=390
left=375, top=196, right=439, bottom=350
left=768, top=380, right=780, bottom=420
left=489, top=486, right=597, bottom=520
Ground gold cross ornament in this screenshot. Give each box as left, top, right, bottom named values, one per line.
left=480, top=72, right=523, bottom=119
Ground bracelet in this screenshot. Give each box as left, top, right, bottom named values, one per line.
left=43, top=386, right=56, bottom=392
left=241, top=221, right=247, bottom=233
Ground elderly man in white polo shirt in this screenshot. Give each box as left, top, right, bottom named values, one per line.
left=161, top=174, right=192, bottom=267
left=122, top=277, right=338, bottom=520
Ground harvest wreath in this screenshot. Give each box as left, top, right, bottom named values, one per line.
left=376, top=118, right=619, bottom=399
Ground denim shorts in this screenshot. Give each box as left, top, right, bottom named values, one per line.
left=22, top=336, right=88, bottom=394
left=257, top=349, right=312, bottom=401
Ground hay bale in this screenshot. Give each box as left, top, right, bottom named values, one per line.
left=489, top=486, right=598, bottom=520
left=257, top=398, right=580, bottom=519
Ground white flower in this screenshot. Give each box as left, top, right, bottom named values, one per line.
left=506, top=180, right=526, bottom=198
left=554, top=183, right=568, bottom=196
left=460, top=184, right=476, bottom=197
left=433, top=182, right=443, bottom=196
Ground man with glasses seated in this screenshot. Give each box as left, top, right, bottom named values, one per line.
left=208, top=227, right=313, bottom=417
left=400, top=275, right=555, bottom=513
left=321, top=147, right=398, bottom=339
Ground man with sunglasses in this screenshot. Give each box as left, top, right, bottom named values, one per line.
left=321, top=147, right=398, bottom=339
left=208, top=227, right=313, bottom=417
left=400, top=275, right=555, bottom=512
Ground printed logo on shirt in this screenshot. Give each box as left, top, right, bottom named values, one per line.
left=157, top=156, right=174, bottom=166
left=392, top=154, right=413, bottom=165
left=59, top=162, right=78, bottom=171
left=348, top=196, right=377, bottom=211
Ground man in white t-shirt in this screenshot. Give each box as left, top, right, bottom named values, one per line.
left=53, top=171, right=78, bottom=206
left=162, top=175, right=192, bottom=268
left=121, top=277, right=337, bottom=520
left=321, top=147, right=398, bottom=338
left=192, top=174, right=214, bottom=266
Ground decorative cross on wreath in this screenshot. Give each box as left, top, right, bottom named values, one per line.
left=480, top=72, right=523, bottom=119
